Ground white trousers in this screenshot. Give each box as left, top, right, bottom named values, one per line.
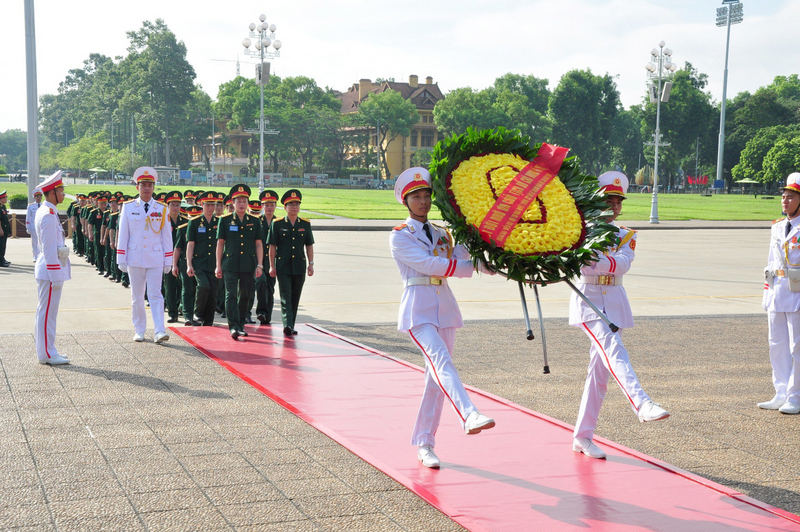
left=31, top=232, right=39, bottom=260
left=35, top=280, right=63, bottom=361
left=128, top=266, right=165, bottom=336
left=408, top=324, right=477, bottom=447
left=574, top=319, right=650, bottom=440
left=767, top=311, right=800, bottom=404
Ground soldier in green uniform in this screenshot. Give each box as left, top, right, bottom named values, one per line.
left=0, top=191, right=10, bottom=267
left=81, top=193, right=95, bottom=265
left=184, top=190, right=196, bottom=206
left=268, top=189, right=315, bottom=336
left=67, top=196, right=80, bottom=255
left=174, top=204, right=202, bottom=325
left=214, top=193, right=226, bottom=218
left=187, top=192, right=220, bottom=326
left=107, top=195, right=122, bottom=283
left=243, top=198, right=263, bottom=324
left=163, top=191, right=184, bottom=323
left=255, top=189, right=279, bottom=324
left=89, top=194, right=108, bottom=275
left=216, top=184, right=264, bottom=339
left=101, top=196, right=115, bottom=278
left=217, top=194, right=234, bottom=316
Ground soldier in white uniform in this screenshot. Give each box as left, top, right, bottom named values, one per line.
left=759, top=172, right=800, bottom=414
left=25, top=187, right=43, bottom=261
left=116, top=167, right=173, bottom=343
left=570, top=171, right=669, bottom=459
left=34, top=172, right=71, bottom=365
left=389, top=167, right=496, bottom=469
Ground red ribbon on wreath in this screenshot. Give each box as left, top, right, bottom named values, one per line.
left=477, top=143, right=569, bottom=247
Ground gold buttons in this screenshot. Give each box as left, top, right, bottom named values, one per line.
left=602, top=291, right=607, bottom=295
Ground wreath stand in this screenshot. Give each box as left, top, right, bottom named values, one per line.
left=515, top=278, right=619, bottom=375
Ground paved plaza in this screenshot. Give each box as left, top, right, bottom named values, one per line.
left=2, top=224, right=799, bottom=530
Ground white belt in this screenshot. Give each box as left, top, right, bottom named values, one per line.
left=581, top=275, right=623, bottom=286
left=406, top=276, right=447, bottom=287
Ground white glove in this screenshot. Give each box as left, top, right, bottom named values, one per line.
left=51, top=281, right=63, bottom=289
left=119, top=263, right=128, bottom=272
left=477, top=261, right=496, bottom=275
left=164, top=265, right=171, bottom=274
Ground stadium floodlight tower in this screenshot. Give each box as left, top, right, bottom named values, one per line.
left=714, top=0, right=744, bottom=188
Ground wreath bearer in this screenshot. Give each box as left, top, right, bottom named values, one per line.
left=389, top=167, right=496, bottom=470
left=570, top=171, right=669, bottom=460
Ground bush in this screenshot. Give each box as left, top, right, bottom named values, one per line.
left=9, top=194, right=27, bottom=209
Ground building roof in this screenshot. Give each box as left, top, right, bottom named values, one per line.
left=338, top=77, right=444, bottom=114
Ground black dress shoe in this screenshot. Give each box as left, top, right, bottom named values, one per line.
left=239, top=329, right=249, bottom=337
left=257, top=314, right=267, bottom=324
left=103, top=272, right=110, bottom=278
left=0, top=263, right=8, bottom=268
left=292, top=329, right=298, bottom=335
left=122, top=282, right=129, bottom=288
left=97, top=271, right=104, bottom=275
left=167, top=317, right=179, bottom=323
left=283, top=326, right=293, bottom=336
left=230, top=329, right=239, bottom=339
left=115, top=279, right=121, bottom=283
left=245, top=317, right=255, bottom=324
left=220, top=312, right=226, bottom=318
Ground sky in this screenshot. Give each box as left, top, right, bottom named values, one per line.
left=1, top=0, right=796, bottom=133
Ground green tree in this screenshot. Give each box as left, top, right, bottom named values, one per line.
left=763, top=134, right=800, bottom=184
left=549, top=69, right=620, bottom=174
left=124, top=19, right=197, bottom=166
left=609, top=108, right=643, bottom=175
left=724, top=86, right=797, bottom=183
left=0, top=130, right=28, bottom=171
left=356, top=89, right=420, bottom=178
left=433, top=73, right=552, bottom=143
left=732, top=125, right=799, bottom=184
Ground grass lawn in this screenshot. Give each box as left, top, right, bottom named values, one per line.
left=2, top=181, right=784, bottom=221
left=615, top=192, right=783, bottom=221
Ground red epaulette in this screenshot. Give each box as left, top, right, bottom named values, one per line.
left=773, top=218, right=786, bottom=225
left=49, top=208, right=55, bottom=215
left=393, top=223, right=407, bottom=231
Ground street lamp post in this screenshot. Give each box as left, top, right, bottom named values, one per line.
left=242, top=14, right=281, bottom=193
left=644, top=41, right=677, bottom=224
left=715, top=0, right=744, bottom=189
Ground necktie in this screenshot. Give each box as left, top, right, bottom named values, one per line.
left=787, top=221, right=792, bottom=237
left=144, top=202, right=149, bottom=213
left=423, top=223, right=433, bottom=243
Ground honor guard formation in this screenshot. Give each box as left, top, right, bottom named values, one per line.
left=25, top=163, right=800, bottom=473
left=51, top=166, right=312, bottom=347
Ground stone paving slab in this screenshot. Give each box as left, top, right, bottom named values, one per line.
left=0, top=331, right=464, bottom=531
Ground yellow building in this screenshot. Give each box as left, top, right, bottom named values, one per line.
left=337, top=75, right=444, bottom=178
left=190, top=121, right=254, bottom=178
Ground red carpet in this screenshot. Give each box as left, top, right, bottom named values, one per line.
left=171, top=323, right=800, bottom=532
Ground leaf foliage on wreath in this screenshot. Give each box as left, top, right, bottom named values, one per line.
left=429, top=127, right=617, bottom=286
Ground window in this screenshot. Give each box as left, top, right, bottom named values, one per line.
left=410, top=133, right=417, bottom=147
left=421, top=133, right=434, bottom=147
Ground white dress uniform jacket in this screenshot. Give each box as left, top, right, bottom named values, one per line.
left=26, top=201, right=41, bottom=258
left=763, top=217, right=800, bottom=313
left=569, top=224, right=636, bottom=329
left=116, top=198, right=173, bottom=268
left=34, top=201, right=71, bottom=282
left=389, top=218, right=475, bottom=332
